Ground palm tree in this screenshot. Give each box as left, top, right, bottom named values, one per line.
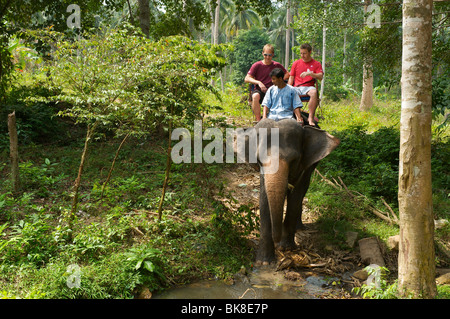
left=221, top=2, right=262, bottom=40
left=267, top=7, right=287, bottom=65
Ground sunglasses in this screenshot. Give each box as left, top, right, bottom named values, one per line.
left=263, top=53, right=273, bottom=57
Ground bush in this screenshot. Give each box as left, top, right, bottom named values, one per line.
left=0, top=84, right=65, bottom=147
left=318, top=125, right=400, bottom=204
left=1, top=214, right=59, bottom=267
left=229, top=27, right=270, bottom=86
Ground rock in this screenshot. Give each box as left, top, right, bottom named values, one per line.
left=238, top=265, right=247, bottom=276
left=387, top=235, right=400, bottom=250
left=435, top=219, right=449, bottom=229
left=137, top=287, right=152, bottom=299
left=436, top=272, right=450, bottom=285
left=345, top=231, right=359, bottom=248
left=436, top=268, right=450, bottom=276
left=284, top=271, right=302, bottom=281
left=358, top=237, right=385, bottom=267
left=353, top=269, right=369, bottom=281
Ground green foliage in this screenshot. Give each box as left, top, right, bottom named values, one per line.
left=27, top=24, right=227, bottom=135
left=229, top=27, right=269, bottom=85
left=432, top=72, right=450, bottom=132
left=1, top=214, right=59, bottom=267
left=17, top=159, right=66, bottom=197
left=352, top=265, right=398, bottom=299
left=319, top=124, right=400, bottom=204
left=124, top=246, right=166, bottom=286
left=0, top=84, right=64, bottom=147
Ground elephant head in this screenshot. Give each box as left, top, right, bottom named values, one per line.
left=234, top=118, right=340, bottom=263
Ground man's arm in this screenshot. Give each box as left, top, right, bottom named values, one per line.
left=292, top=91, right=303, bottom=123
left=294, top=107, right=302, bottom=123
left=263, top=105, right=269, bottom=119
left=288, top=75, right=295, bottom=86
left=300, top=71, right=323, bottom=81
left=261, top=88, right=271, bottom=118
left=244, top=74, right=267, bottom=93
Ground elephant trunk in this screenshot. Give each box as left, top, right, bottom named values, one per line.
left=263, top=158, right=289, bottom=246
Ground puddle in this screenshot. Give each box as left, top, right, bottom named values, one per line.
left=154, top=266, right=336, bottom=299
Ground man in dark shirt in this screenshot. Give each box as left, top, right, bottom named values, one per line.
left=245, top=44, right=289, bottom=122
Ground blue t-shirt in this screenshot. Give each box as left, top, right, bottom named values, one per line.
left=261, top=84, right=302, bottom=121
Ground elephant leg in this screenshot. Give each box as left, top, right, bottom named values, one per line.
left=280, top=185, right=304, bottom=250
left=295, top=164, right=317, bottom=230
left=263, top=158, right=289, bottom=247
left=257, top=174, right=275, bottom=264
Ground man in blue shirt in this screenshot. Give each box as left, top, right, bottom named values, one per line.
left=261, top=68, right=304, bottom=123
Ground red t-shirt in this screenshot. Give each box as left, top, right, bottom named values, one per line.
left=247, top=61, right=287, bottom=91
left=290, top=59, right=323, bottom=87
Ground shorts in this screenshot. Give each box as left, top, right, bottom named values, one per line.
left=251, top=89, right=265, bottom=104
left=294, top=86, right=316, bottom=96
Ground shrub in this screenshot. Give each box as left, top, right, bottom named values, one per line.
left=319, top=125, right=400, bottom=204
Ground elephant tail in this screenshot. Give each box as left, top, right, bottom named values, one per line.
left=263, top=158, right=289, bottom=246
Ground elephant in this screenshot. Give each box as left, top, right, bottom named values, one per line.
left=234, top=118, right=340, bottom=264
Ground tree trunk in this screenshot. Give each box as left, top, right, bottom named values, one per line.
left=100, top=132, right=130, bottom=200
left=285, top=0, right=291, bottom=70
left=320, top=11, right=326, bottom=99
left=214, top=0, right=220, bottom=45
left=157, top=105, right=174, bottom=221
left=343, top=31, right=347, bottom=84
left=69, top=122, right=97, bottom=240
left=211, top=0, right=220, bottom=87
left=8, top=111, right=19, bottom=196
left=359, top=61, right=373, bottom=111
left=291, top=29, right=295, bottom=62
left=360, top=1, right=374, bottom=111
left=138, top=0, right=150, bottom=37
left=126, top=0, right=134, bottom=24
left=398, top=0, right=436, bottom=299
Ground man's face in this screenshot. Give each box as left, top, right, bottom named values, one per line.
left=300, top=49, right=312, bottom=62
left=271, top=75, right=284, bottom=88
left=262, top=49, right=274, bottom=63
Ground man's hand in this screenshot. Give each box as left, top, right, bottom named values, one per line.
left=300, top=70, right=313, bottom=78
left=259, top=82, right=267, bottom=93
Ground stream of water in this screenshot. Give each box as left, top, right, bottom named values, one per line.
left=154, top=266, right=337, bottom=299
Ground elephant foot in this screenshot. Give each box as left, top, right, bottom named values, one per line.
left=296, top=220, right=306, bottom=230
left=254, top=260, right=271, bottom=267
left=278, top=239, right=296, bottom=252
left=256, top=245, right=275, bottom=265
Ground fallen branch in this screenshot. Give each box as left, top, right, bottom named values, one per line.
left=314, top=169, right=341, bottom=190
left=315, top=169, right=398, bottom=225
left=381, top=197, right=399, bottom=223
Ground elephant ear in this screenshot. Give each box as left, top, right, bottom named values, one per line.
left=301, top=126, right=340, bottom=170
left=232, top=127, right=259, bottom=167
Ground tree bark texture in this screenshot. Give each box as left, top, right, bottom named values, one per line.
left=8, top=111, right=19, bottom=195
left=157, top=106, right=173, bottom=221
left=214, top=0, right=220, bottom=45
left=138, top=0, right=150, bottom=37
left=320, top=19, right=326, bottom=99
left=285, top=0, right=291, bottom=70
left=69, top=122, right=98, bottom=241
left=360, top=1, right=373, bottom=111
left=398, top=0, right=436, bottom=298
left=359, top=61, right=373, bottom=111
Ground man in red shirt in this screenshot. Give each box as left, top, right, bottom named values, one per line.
left=245, top=44, right=289, bottom=122
left=288, top=43, right=323, bottom=126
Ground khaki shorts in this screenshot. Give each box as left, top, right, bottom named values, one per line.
left=294, top=86, right=316, bottom=95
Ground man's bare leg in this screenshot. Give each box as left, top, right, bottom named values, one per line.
left=252, top=93, right=262, bottom=122
left=307, top=89, right=319, bottom=125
